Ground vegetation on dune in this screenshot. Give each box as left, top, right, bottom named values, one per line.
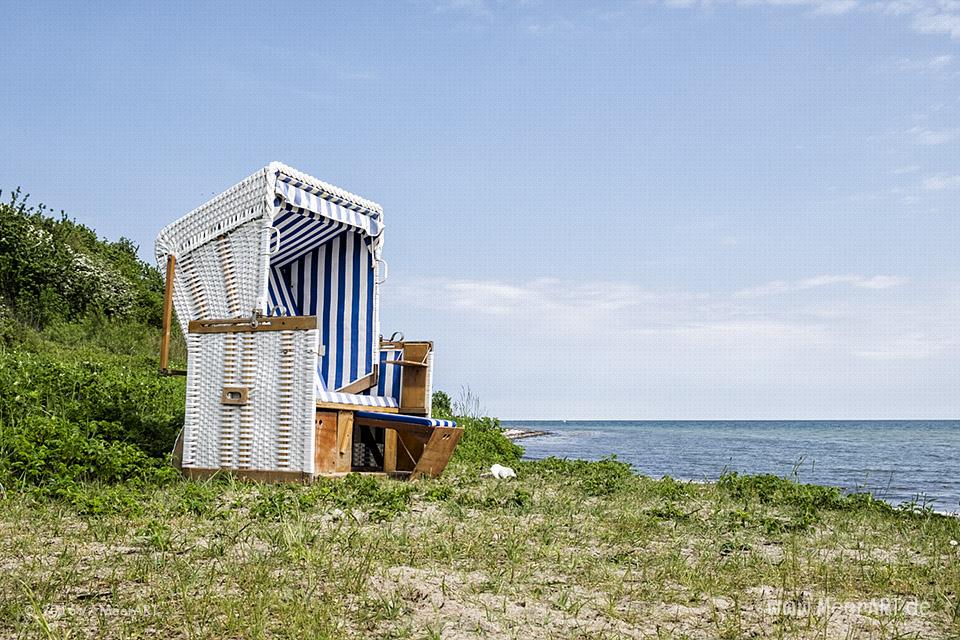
left=0, top=191, right=185, bottom=510
left=1, top=191, right=959, bottom=638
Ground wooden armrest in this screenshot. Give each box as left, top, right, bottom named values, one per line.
left=384, top=359, right=428, bottom=367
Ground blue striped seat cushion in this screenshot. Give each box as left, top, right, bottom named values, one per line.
left=316, top=349, right=403, bottom=408
left=355, top=411, right=457, bottom=428
left=316, top=389, right=399, bottom=408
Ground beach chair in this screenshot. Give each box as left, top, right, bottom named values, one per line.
left=155, top=163, right=461, bottom=481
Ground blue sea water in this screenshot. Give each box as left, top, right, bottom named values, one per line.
left=503, top=420, right=960, bottom=512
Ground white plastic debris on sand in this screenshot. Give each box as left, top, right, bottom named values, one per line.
left=489, top=464, right=517, bottom=480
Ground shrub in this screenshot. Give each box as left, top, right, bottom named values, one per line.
left=449, top=414, right=523, bottom=468
left=716, top=472, right=898, bottom=521
left=0, top=415, right=178, bottom=489
left=432, top=390, right=453, bottom=419
left=0, top=349, right=184, bottom=459
left=0, top=188, right=164, bottom=329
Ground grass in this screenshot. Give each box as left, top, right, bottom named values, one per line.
left=2, top=189, right=959, bottom=638
left=1, top=463, right=958, bottom=639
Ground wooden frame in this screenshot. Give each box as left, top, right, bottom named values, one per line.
left=160, top=255, right=175, bottom=372
left=352, top=413, right=462, bottom=479
left=188, top=315, right=318, bottom=334
left=183, top=467, right=313, bottom=483
left=380, top=340, right=433, bottom=416
left=336, top=370, right=378, bottom=395
left=158, top=255, right=186, bottom=376
left=314, top=410, right=356, bottom=474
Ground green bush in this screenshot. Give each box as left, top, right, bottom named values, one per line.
left=0, top=189, right=163, bottom=329
left=0, top=349, right=184, bottom=459
left=716, top=472, right=898, bottom=520
left=1, top=415, right=177, bottom=487
left=432, top=390, right=453, bottom=419
left=448, top=414, right=523, bottom=468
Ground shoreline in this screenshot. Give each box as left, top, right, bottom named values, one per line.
left=502, top=427, right=551, bottom=440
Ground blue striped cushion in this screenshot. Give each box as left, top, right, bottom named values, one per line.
left=355, top=411, right=457, bottom=428
left=316, top=389, right=399, bottom=408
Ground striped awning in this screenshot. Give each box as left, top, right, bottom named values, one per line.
left=270, top=175, right=385, bottom=267
left=274, top=177, right=383, bottom=238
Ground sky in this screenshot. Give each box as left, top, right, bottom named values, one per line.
left=1, top=1, right=958, bottom=419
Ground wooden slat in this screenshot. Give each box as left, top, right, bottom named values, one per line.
left=335, top=410, right=354, bottom=473
left=383, top=429, right=398, bottom=473
left=183, top=467, right=312, bottom=483
left=188, top=315, right=318, bottom=334
left=381, top=340, right=433, bottom=350
left=399, top=342, right=431, bottom=416
left=395, top=432, right=422, bottom=472
left=410, top=427, right=463, bottom=480
left=316, top=402, right=399, bottom=413
left=352, top=416, right=436, bottom=442
left=314, top=411, right=338, bottom=474
left=336, top=371, right=378, bottom=394
left=159, top=255, right=176, bottom=372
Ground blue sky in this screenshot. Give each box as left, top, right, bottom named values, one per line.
left=2, top=1, right=958, bottom=418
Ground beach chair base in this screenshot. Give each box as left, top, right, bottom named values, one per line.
left=174, top=407, right=461, bottom=483
left=313, top=407, right=461, bottom=480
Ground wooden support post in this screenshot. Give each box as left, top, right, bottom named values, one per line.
left=159, top=254, right=176, bottom=373
left=314, top=411, right=338, bottom=474
left=383, top=430, right=398, bottom=473
left=335, top=410, right=354, bottom=473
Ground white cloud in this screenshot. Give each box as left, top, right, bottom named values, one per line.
left=433, top=0, right=489, bottom=17
left=674, top=320, right=828, bottom=350
left=735, top=274, right=908, bottom=297
left=386, top=275, right=959, bottom=417
left=526, top=19, right=575, bottom=35
left=922, top=173, right=960, bottom=189
left=814, top=0, right=860, bottom=14
left=896, top=54, right=954, bottom=68
left=391, top=277, right=676, bottom=322
left=426, top=0, right=960, bottom=41
left=855, top=334, right=953, bottom=360
left=906, top=126, right=960, bottom=145
left=656, top=0, right=960, bottom=38
left=912, top=12, right=960, bottom=38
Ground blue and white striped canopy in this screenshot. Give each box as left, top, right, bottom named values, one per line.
left=274, top=176, right=382, bottom=237
left=268, top=232, right=376, bottom=391
left=264, top=168, right=388, bottom=397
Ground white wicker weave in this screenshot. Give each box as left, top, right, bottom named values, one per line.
left=157, top=163, right=384, bottom=476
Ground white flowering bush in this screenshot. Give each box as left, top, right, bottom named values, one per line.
left=0, top=188, right=162, bottom=328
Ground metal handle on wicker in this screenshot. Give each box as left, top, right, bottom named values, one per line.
left=268, top=225, right=281, bottom=256
left=376, top=258, right=388, bottom=285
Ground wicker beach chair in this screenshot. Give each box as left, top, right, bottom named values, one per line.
left=156, top=163, right=461, bottom=481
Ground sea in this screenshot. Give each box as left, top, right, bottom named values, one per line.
left=502, top=420, right=960, bottom=513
